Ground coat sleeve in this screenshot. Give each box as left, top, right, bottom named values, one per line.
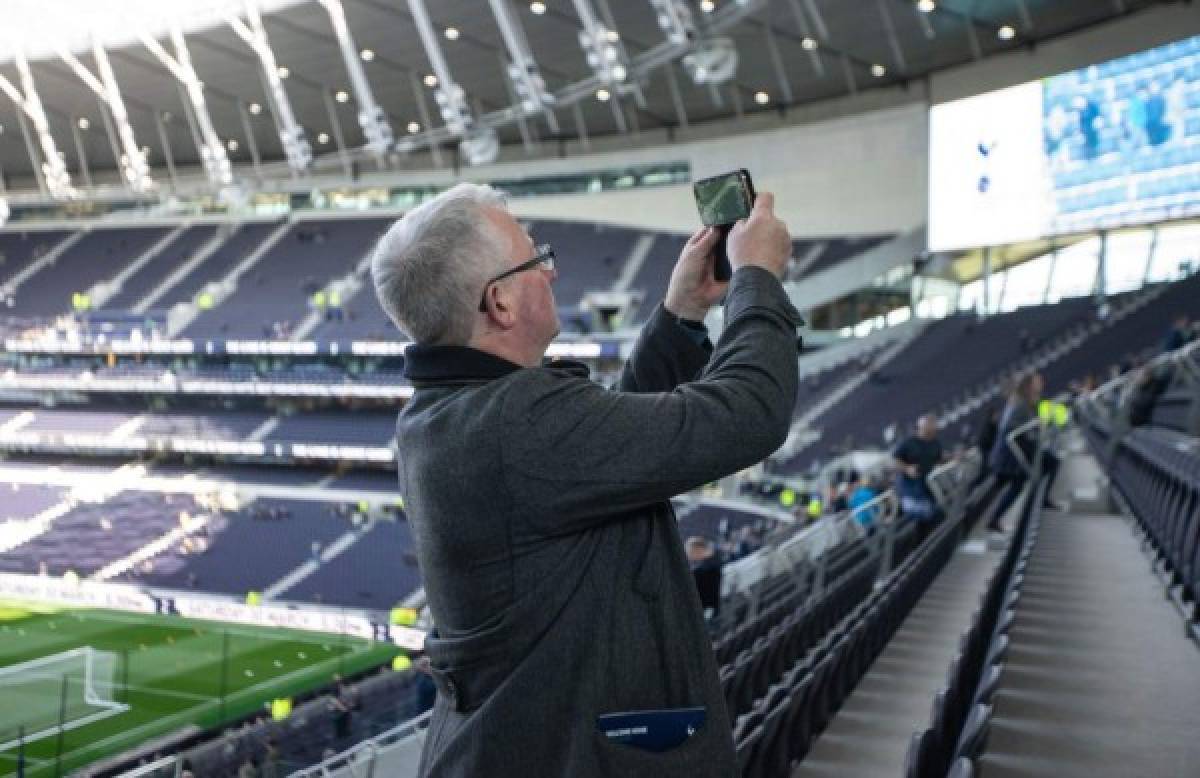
left=504, top=266, right=802, bottom=537
left=615, top=304, right=712, bottom=393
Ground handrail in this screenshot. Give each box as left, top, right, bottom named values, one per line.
left=287, top=709, right=434, bottom=778
left=1005, top=417, right=1042, bottom=477
left=1083, top=337, right=1200, bottom=422
left=115, top=753, right=182, bottom=777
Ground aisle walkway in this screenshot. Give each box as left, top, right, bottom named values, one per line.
left=978, top=510, right=1200, bottom=777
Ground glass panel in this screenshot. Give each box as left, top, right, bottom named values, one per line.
left=958, top=280, right=984, bottom=312
left=1103, top=231, right=1154, bottom=295
left=1147, top=223, right=1200, bottom=282
left=999, top=254, right=1053, bottom=311
left=1046, top=237, right=1100, bottom=302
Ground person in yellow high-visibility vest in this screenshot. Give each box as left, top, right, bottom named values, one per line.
left=779, top=488, right=796, bottom=509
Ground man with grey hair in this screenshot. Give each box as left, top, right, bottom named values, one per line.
left=376, top=182, right=801, bottom=777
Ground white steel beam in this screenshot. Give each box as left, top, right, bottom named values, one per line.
left=228, top=0, right=313, bottom=173
left=56, top=42, right=154, bottom=193
left=487, top=0, right=559, bottom=133
left=406, top=0, right=473, bottom=136
left=407, top=0, right=497, bottom=165
left=0, top=55, right=75, bottom=199
left=317, top=0, right=394, bottom=158
left=571, top=0, right=639, bottom=98
left=139, top=25, right=234, bottom=190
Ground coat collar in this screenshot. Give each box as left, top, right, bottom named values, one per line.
left=404, top=344, right=522, bottom=384
left=404, top=344, right=591, bottom=386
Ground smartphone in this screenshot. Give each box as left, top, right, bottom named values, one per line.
left=693, top=169, right=756, bottom=281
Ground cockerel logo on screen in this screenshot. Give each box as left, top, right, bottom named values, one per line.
left=975, top=140, right=998, bottom=194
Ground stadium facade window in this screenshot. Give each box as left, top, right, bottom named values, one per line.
left=3, top=163, right=690, bottom=223
left=986, top=267, right=1007, bottom=314
left=1146, top=222, right=1200, bottom=281
left=999, top=253, right=1053, bottom=311
left=957, top=279, right=985, bottom=313
left=1103, top=230, right=1155, bottom=295
left=1046, top=237, right=1100, bottom=302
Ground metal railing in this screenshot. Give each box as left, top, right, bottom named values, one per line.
left=287, top=710, right=433, bottom=778
left=1079, top=337, right=1200, bottom=456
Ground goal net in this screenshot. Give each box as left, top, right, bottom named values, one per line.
left=0, top=647, right=128, bottom=751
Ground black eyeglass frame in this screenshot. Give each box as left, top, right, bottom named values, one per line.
left=477, top=244, right=556, bottom=312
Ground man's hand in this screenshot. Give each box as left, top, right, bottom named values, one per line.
left=664, top=226, right=727, bottom=322
left=727, top=192, right=791, bottom=278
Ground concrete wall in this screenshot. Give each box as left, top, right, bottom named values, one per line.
left=508, top=102, right=929, bottom=239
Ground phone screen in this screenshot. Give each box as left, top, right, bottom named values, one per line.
left=694, top=173, right=752, bottom=227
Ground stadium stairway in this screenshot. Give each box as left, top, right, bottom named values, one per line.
left=261, top=521, right=365, bottom=600
left=167, top=220, right=293, bottom=336
left=974, top=442, right=1200, bottom=778
left=0, top=229, right=85, bottom=300
left=132, top=223, right=238, bottom=313
left=87, top=224, right=189, bottom=310
left=289, top=241, right=375, bottom=341
left=844, top=432, right=1200, bottom=778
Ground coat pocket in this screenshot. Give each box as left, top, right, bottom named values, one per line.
left=593, top=716, right=735, bottom=777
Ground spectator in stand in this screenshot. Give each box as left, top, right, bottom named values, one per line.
left=329, top=678, right=358, bottom=739
left=972, top=405, right=1001, bottom=489
left=374, top=183, right=799, bottom=776
left=1126, top=365, right=1167, bottom=427
left=849, top=474, right=881, bottom=532
left=685, top=536, right=723, bottom=618
left=1163, top=314, right=1193, bottom=353
left=827, top=482, right=849, bottom=514
left=893, top=414, right=946, bottom=540
left=261, top=738, right=281, bottom=778
left=986, top=372, right=1063, bottom=533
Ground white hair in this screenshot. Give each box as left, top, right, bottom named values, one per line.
left=371, top=183, right=510, bottom=345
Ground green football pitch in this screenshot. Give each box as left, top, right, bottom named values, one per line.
left=0, top=601, right=400, bottom=778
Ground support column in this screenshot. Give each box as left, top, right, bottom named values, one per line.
left=981, top=245, right=992, bottom=319
left=1094, top=230, right=1109, bottom=304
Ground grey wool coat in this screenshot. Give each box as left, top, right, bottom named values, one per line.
left=396, top=266, right=802, bottom=777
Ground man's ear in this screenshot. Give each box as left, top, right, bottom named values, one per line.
left=483, top=283, right=517, bottom=330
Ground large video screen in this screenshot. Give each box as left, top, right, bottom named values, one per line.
left=930, top=35, right=1200, bottom=252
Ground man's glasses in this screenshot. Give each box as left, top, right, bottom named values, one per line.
left=478, top=244, right=556, bottom=312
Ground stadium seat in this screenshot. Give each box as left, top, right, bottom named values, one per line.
left=954, top=703, right=993, bottom=763
left=948, top=756, right=976, bottom=778
left=904, top=728, right=944, bottom=778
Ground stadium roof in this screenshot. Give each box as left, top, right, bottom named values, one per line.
left=0, top=0, right=1171, bottom=185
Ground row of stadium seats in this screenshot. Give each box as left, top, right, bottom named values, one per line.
left=721, top=544, right=881, bottom=718
left=780, top=298, right=1097, bottom=473
left=0, top=406, right=397, bottom=446
left=0, top=218, right=891, bottom=338
left=733, top=488, right=975, bottom=778
left=710, top=512, right=872, bottom=653
left=0, top=490, right=201, bottom=576
left=905, top=472, right=1050, bottom=778
left=1090, top=423, right=1200, bottom=612
left=177, top=665, right=426, bottom=776
left=1041, top=275, right=1200, bottom=395
left=783, top=272, right=1200, bottom=477
left=0, top=470, right=775, bottom=614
